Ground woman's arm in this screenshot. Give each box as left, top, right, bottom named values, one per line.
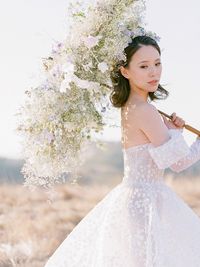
left=136, top=103, right=200, bottom=171
left=169, top=135, right=200, bottom=173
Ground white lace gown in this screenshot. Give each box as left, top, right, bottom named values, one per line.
left=44, top=129, right=200, bottom=267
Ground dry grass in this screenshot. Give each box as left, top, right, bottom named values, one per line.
left=0, top=175, right=200, bottom=266
left=165, top=175, right=200, bottom=216
left=0, top=182, right=111, bottom=267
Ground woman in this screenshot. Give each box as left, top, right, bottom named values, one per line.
left=44, top=35, right=200, bottom=267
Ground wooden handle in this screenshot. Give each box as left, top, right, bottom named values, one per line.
left=157, top=109, right=200, bottom=136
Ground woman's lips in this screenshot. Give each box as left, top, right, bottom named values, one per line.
left=148, top=80, right=159, bottom=85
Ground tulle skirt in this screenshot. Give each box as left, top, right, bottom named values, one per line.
left=44, top=180, right=200, bottom=267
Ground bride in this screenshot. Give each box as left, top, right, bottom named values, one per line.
left=44, top=35, right=200, bottom=266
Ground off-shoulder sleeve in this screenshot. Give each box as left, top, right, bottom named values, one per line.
left=169, top=135, right=200, bottom=173
left=148, top=129, right=191, bottom=170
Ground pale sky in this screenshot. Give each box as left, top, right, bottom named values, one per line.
left=0, top=0, right=200, bottom=159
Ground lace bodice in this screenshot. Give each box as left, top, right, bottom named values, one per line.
left=122, top=143, right=165, bottom=186
left=122, top=129, right=200, bottom=187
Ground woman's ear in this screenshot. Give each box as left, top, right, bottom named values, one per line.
left=119, top=66, right=129, bottom=79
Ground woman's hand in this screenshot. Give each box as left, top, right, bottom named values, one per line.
left=161, top=112, right=185, bottom=130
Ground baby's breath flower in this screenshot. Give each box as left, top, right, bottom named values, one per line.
left=15, top=0, right=160, bottom=189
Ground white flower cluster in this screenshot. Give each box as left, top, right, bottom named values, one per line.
left=15, top=0, right=160, bottom=190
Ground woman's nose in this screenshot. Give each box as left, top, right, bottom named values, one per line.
left=149, top=66, right=158, bottom=75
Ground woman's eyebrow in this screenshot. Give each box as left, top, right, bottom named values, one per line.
left=138, top=58, right=160, bottom=64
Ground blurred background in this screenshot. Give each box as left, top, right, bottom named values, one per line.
left=0, top=0, right=200, bottom=266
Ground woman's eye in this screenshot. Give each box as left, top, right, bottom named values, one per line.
left=140, top=62, right=161, bottom=69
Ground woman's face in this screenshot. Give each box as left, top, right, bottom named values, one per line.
left=120, top=45, right=162, bottom=93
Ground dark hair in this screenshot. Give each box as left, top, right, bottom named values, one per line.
left=109, top=35, right=169, bottom=108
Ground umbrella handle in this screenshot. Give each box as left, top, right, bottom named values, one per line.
left=157, top=109, right=200, bottom=136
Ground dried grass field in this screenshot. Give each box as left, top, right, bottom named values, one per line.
left=0, top=175, right=200, bottom=267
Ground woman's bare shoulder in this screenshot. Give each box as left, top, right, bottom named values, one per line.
left=127, top=102, right=163, bottom=131
left=121, top=102, right=160, bottom=126
left=136, top=102, right=157, bottom=111
left=129, top=102, right=158, bottom=118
